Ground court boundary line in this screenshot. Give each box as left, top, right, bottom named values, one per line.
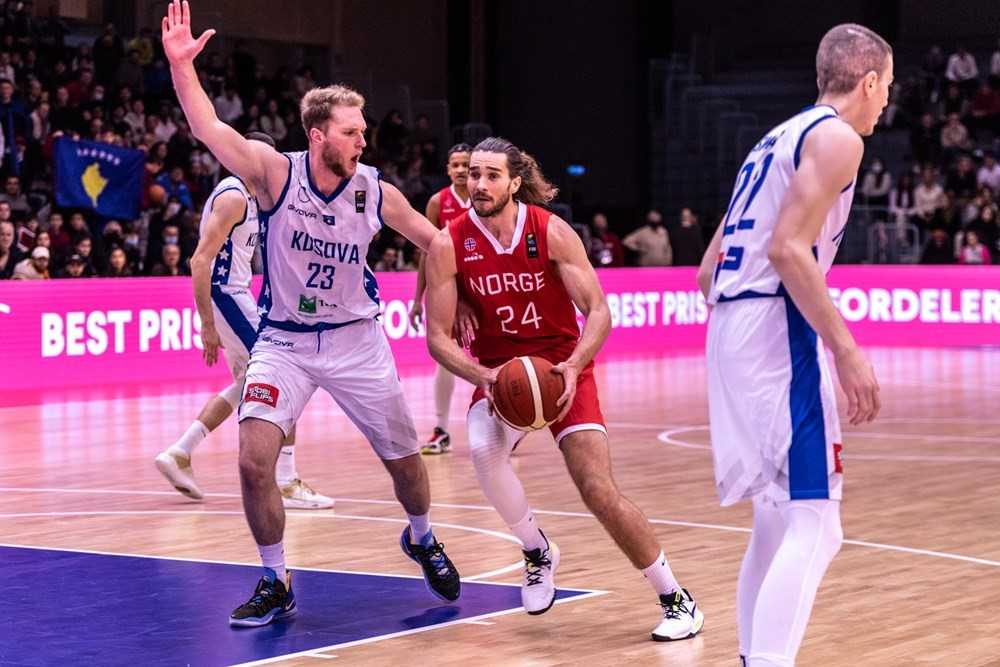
left=1, top=487, right=998, bottom=569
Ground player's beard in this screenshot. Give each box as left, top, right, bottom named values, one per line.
left=320, top=141, right=351, bottom=178
left=472, top=190, right=510, bottom=218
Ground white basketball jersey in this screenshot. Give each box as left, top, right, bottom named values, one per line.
left=258, top=153, right=382, bottom=328
left=201, top=176, right=258, bottom=290
left=708, top=105, right=856, bottom=304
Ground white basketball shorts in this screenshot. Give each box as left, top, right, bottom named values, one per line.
left=210, top=285, right=259, bottom=381
left=238, top=318, right=419, bottom=460
left=706, top=296, right=843, bottom=507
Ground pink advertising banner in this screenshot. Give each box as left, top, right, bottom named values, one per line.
left=1, top=266, right=997, bottom=404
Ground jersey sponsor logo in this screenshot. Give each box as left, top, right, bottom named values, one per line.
left=298, top=294, right=317, bottom=314
left=287, top=202, right=318, bottom=219
left=526, top=232, right=538, bottom=258
left=289, top=230, right=361, bottom=264
left=297, top=186, right=310, bottom=203
left=322, top=214, right=336, bottom=226
left=259, top=334, right=294, bottom=348
left=463, top=252, right=484, bottom=263
left=355, top=190, right=366, bottom=213
left=464, top=237, right=477, bottom=252
left=245, top=232, right=260, bottom=247
left=468, top=271, right=547, bottom=296
left=245, top=383, right=279, bottom=407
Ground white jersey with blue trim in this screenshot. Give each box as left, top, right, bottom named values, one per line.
left=708, top=105, right=857, bottom=305
left=201, top=176, right=258, bottom=291
left=257, top=152, right=383, bottom=329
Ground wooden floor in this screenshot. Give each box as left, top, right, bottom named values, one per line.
left=3, top=348, right=1000, bottom=666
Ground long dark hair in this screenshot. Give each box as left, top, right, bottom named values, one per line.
left=473, top=137, right=558, bottom=206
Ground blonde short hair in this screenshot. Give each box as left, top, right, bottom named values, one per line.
left=816, top=24, right=892, bottom=96
left=300, top=85, right=365, bottom=134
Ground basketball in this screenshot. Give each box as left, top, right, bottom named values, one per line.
left=492, top=356, right=565, bottom=431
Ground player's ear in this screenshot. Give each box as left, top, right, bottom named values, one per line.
left=309, top=127, right=324, bottom=144
left=863, top=70, right=879, bottom=96
left=510, top=175, right=522, bottom=195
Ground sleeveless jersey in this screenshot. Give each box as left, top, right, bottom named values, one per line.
left=450, top=202, right=580, bottom=366
left=257, top=153, right=382, bottom=329
left=708, top=105, right=857, bottom=304
left=201, top=176, right=258, bottom=290
left=435, top=184, right=471, bottom=229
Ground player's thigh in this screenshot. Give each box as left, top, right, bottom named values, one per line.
left=319, top=320, right=419, bottom=460
left=238, top=331, right=316, bottom=439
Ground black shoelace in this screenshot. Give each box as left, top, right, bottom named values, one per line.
left=419, top=541, right=451, bottom=577
left=659, top=595, right=691, bottom=620
left=524, top=550, right=552, bottom=587
left=243, top=580, right=280, bottom=613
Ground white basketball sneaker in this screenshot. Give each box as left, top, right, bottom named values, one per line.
left=154, top=450, right=204, bottom=500
left=651, top=588, right=704, bottom=641
left=521, top=534, right=560, bottom=615
left=280, top=479, right=335, bottom=510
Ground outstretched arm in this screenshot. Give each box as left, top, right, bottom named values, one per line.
left=161, top=0, right=282, bottom=194
left=379, top=181, right=438, bottom=251
left=409, top=193, right=442, bottom=329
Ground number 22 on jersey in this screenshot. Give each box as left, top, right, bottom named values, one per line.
left=715, top=151, right=774, bottom=281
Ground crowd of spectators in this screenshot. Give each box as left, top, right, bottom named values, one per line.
left=0, top=6, right=447, bottom=280
left=859, top=40, right=1000, bottom=264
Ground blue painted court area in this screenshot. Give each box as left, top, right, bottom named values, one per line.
left=2, top=545, right=595, bottom=666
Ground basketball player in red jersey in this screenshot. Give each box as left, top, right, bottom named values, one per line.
left=424, top=138, right=704, bottom=640
left=410, top=143, right=472, bottom=454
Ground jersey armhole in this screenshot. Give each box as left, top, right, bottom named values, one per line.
left=258, top=153, right=293, bottom=217
left=793, top=115, right=837, bottom=170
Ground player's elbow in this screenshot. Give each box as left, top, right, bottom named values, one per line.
left=425, top=328, right=450, bottom=361
left=767, top=240, right=794, bottom=268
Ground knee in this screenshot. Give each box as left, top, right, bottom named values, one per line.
left=386, top=455, right=424, bottom=486
left=238, top=449, right=273, bottom=487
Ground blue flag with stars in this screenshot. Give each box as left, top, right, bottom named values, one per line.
left=55, top=138, right=144, bottom=220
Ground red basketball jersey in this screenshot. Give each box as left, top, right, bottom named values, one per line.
left=435, top=185, right=471, bottom=229
left=450, top=203, right=580, bottom=366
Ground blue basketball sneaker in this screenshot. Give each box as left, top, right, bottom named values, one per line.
left=400, top=527, right=461, bottom=602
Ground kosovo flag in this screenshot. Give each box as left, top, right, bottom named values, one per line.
left=54, top=138, right=144, bottom=220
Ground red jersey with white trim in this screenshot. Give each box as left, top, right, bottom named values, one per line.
left=435, top=185, right=471, bottom=229
left=450, top=202, right=580, bottom=366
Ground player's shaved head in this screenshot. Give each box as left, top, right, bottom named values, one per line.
left=816, top=23, right=892, bottom=96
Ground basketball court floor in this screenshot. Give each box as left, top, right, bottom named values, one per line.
left=3, top=348, right=999, bottom=666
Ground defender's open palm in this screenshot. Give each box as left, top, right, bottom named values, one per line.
left=835, top=347, right=880, bottom=426
left=162, top=0, right=215, bottom=66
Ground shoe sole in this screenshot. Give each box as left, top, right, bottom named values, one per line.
left=420, top=442, right=451, bottom=455
left=229, top=602, right=297, bottom=628
left=650, top=612, right=705, bottom=642
left=399, top=530, right=460, bottom=603
left=154, top=456, right=204, bottom=500
left=525, top=543, right=560, bottom=616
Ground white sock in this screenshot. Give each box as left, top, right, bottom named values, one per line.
left=748, top=500, right=843, bottom=666
left=509, top=510, right=547, bottom=552
left=258, top=542, right=287, bottom=586
left=275, top=446, right=297, bottom=486
left=738, top=496, right=787, bottom=657
left=170, top=421, right=209, bottom=457
left=407, top=512, right=432, bottom=544
left=641, top=550, right=681, bottom=596
left=434, top=364, right=455, bottom=431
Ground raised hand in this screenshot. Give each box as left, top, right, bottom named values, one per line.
left=161, top=0, right=216, bottom=66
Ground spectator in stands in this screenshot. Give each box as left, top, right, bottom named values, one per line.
left=259, top=99, right=286, bottom=143
left=923, top=45, right=947, bottom=96
left=910, top=112, right=941, bottom=166
left=940, top=113, right=972, bottom=155
left=373, top=246, right=398, bottom=272
left=104, top=246, right=132, bottom=277
left=127, top=27, right=155, bottom=67
left=92, top=23, right=124, bottom=87
left=967, top=202, right=999, bottom=256
left=937, top=83, right=969, bottom=121
left=587, top=212, right=624, bottom=267
left=150, top=242, right=186, bottom=276
left=45, top=212, right=71, bottom=260
left=12, top=245, right=50, bottom=279
left=860, top=158, right=892, bottom=215
left=65, top=66, right=94, bottom=106
left=921, top=227, right=956, bottom=264
left=66, top=212, right=89, bottom=244
left=0, top=175, right=29, bottom=218
left=668, top=207, right=706, bottom=266
left=0, top=219, right=19, bottom=279
left=889, top=171, right=916, bottom=227
left=945, top=45, right=979, bottom=98
left=946, top=154, right=978, bottom=203
left=914, top=167, right=946, bottom=228
left=624, top=209, right=672, bottom=266
left=978, top=152, right=1000, bottom=192
left=72, top=236, right=99, bottom=276
left=29, top=100, right=49, bottom=141
left=959, top=229, right=991, bottom=264
left=969, top=80, right=1000, bottom=136
left=156, top=168, right=193, bottom=210
left=115, top=49, right=144, bottom=94
left=55, top=252, right=89, bottom=279
left=213, top=83, right=243, bottom=125
left=375, top=109, right=408, bottom=162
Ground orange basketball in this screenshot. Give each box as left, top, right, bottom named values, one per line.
left=493, top=356, right=565, bottom=431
